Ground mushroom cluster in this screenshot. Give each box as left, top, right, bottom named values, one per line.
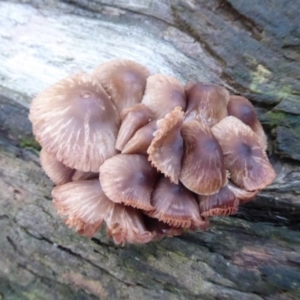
left=29, top=59, right=276, bottom=245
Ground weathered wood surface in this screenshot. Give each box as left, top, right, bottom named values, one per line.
left=0, top=1, right=300, bottom=299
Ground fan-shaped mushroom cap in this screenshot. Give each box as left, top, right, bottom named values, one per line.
left=147, top=176, right=205, bottom=228
left=122, top=120, right=158, bottom=154
left=52, top=179, right=114, bottom=237
left=211, top=116, right=276, bottom=191
left=116, top=104, right=153, bottom=151
left=142, top=74, right=186, bottom=119
left=227, top=95, right=267, bottom=150
left=100, top=154, right=158, bottom=211
left=180, top=121, right=227, bottom=195
left=105, top=205, right=153, bottom=245
left=199, top=184, right=239, bottom=217
left=185, top=82, right=229, bottom=127
left=143, top=215, right=183, bottom=240
left=227, top=182, right=259, bottom=204
left=40, top=148, right=75, bottom=185
left=29, top=73, right=119, bottom=172
left=93, top=59, right=150, bottom=114
left=147, top=107, right=184, bottom=184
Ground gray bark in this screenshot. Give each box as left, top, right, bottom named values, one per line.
left=0, top=1, right=300, bottom=299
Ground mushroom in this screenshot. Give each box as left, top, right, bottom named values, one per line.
left=122, top=120, right=158, bottom=154
left=184, top=82, right=230, bottom=127
left=105, top=204, right=153, bottom=245
left=142, top=74, right=186, bottom=119
left=29, top=73, right=119, bottom=172
left=227, top=182, right=259, bottom=204
left=147, top=176, right=206, bottom=228
left=198, top=184, right=239, bottom=217
left=40, top=148, right=75, bottom=185
left=52, top=179, right=114, bottom=237
left=180, top=120, right=227, bottom=195
left=227, top=95, right=267, bottom=150
left=211, top=116, right=276, bottom=191
left=100, top=154, right=158, bottom=211
left=93, top=59, right=150, bottom=114
left=147, top=107, right=184, bottom=184
left=116, top=103, right=153, bottom=151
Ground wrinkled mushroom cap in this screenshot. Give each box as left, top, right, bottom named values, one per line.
left=211, top=116, right=276, bottom=191
left=147, top=107, right=184, bottom=184
left=93, top=59, right=150, bottom=114
left=180, top=120, right=227, bottom=195
left=29, top=73, right=119, bottom=172
left=142, top=74, right=186, bottom=119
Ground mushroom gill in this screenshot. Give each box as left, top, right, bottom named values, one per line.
left=29, top=59, right=276, bottom=245
left=29, top=73, right=119, bottom=172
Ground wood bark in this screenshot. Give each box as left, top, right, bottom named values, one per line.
left=0, top=1, right=300, bottom=299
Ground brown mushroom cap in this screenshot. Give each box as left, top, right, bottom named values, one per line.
left=227, top=95, right=267, bottom=150
left=122, top=120, right=158, bottom=154
left=180, top=120, right=227, bottom=195
left=52, top=179, right=114, bottom=237
left=99, top=154, right=158, bottom=211
left=185, top=82, right=230, bottom=127
left=40, top=148, right=75, bottom=185
left=105, top=204, right=153, bottom=245
left=198, top=184, right=239, bottom=217
left=116, top=104, right=153, bottom=151
left=227, top=182, right=259, bottom=204
left=147, top=107, right=184, bottom=184
left=29, top=73, right=119, bottom=172
left=93, top=59, right=150, bottom=114
left=147, top=176, right=205, bottom=228
left=211, top=116, right=276, bottom=191
left=142, top=74, right=186, bottom=119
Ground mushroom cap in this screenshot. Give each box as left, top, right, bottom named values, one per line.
left=122, top=120, right=158, bottom=154
left=29, top=73, right=119, bottom=172
left=40, top=148, right=75, bottom=185
left=199, top=184, right=239, bottom=217
left=71, top=170, right=99, bottom=181
left=227, top=182, right=259, bottom=204
left=180, top=120, right=227, bottom=195
left=105, top=204, right=153, bottom=245
left=52, top=179, right=114, bottom=237
left=142, top=74, right=186, bottom=119
left=185, top=82, right=230, bottom=127
left=227, top=95, right=267, bottom=150
left=147, top=107, right=184, bottom=184
left=211, top=116, right=276, bottom=191
left=93, top=59, right=150, bottom=114
left=100, top=154, right=158, bottom=211
left=147, top=176, right=205, bottom=228
left=116, top=104, right=153, bottom=151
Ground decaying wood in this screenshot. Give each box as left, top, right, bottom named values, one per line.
left=0, top=1, right=300, bottom=299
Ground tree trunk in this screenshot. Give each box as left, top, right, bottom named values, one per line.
left=0, top=1, right=300, bottom=299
